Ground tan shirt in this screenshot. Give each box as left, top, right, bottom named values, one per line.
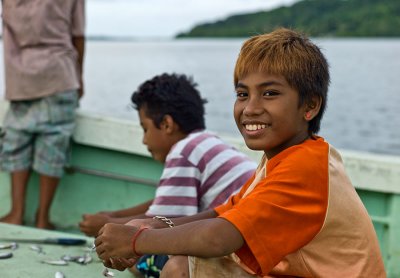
left=2, top=0, right=85, bottom=100
left=216, top=137, right=386, bottom=277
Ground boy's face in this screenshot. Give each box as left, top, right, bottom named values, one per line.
left=138, top=107, right=176, bottom=163
left=234, top=71, right=310, bottom=158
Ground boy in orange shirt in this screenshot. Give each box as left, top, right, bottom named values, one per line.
left=94, top=28, right=386, bottom=277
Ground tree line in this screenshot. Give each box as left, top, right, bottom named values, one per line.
left=177, top=0, right=400, bottom=38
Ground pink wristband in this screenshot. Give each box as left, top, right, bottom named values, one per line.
left=132, top=227, right=148, bottom=257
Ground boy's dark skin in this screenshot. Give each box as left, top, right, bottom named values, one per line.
left=92, top=28, right=385, bottom=278
left=0, top=35, right=85, bottom=230
left=93, top=55, right=322, bottom=278
left=79, top=109, right=187, bottom=236
left=81, top=73, right=212, bottom=239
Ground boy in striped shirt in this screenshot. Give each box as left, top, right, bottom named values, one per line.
left=80, top=73, right=256, bottom=277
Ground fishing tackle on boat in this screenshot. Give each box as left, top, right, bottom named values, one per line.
left=41, top=259, right=69, bottom=266
left=0, top=251, right=13, bottom=259
left=60, top=254, right=76, bottom=261
left=61, top=253, right=92, bottom=265
left=30, top=244, right=45, bottom=254
left=103, top=268, right=115, bottom=277
left=0, top=242, right=18, bottom=250
left=55, top=271, right=65, bottom=278
left=81, top=243, right=95, bottom=253
left=79, top=253, right=93, bottom=265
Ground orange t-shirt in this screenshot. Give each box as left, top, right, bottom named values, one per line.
left=215, top=137, right=385, bottom=277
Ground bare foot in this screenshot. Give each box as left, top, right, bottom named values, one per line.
left=35, top=210, right=56, bottom=230
left=0, top=213, right=24, bottom=225
left=36, top=220, right=56, bottom=230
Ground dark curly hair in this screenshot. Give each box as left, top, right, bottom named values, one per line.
left=131, top=73, right=207, bottom=134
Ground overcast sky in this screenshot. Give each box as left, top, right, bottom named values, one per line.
left=87, top=0, right=299, bottom=38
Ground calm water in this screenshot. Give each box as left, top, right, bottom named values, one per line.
left=1, top=38, right=399, bottom=155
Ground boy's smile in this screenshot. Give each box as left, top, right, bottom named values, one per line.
left=234, top=71, right=310, bottom=159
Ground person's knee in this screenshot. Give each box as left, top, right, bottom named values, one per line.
left=160, top=256, right=189, bottom=278
left=128, top=265, right=144, bottom=278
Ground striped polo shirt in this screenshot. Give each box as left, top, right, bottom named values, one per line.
left=145, top=130, right=257, bottom=217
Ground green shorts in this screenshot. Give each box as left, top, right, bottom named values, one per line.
left=0, top=90, right=78, bottom=177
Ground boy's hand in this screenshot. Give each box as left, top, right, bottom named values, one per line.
left=103, top=257, right=138, bottom=271
left=95, top=223, right=138, bottom=260
left=79, top=213, right=111, bottom=237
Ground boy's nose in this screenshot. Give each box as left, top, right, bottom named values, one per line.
left=243, top=98, right=263, bottom=116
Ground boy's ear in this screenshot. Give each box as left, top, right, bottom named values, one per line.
left=304, top=96, right=322, bottom=121
left=160, top=115, right=176, bottom=134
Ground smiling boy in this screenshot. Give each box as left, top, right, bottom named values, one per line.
left=234, top=72, right=312, bottom=157
left=95, top=28, right=385, bottom=278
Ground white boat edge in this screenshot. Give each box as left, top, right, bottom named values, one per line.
left=1, top=100, right=399, bottom=194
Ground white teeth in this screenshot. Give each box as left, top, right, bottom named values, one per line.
left=245, top=124, right=266, bottom=131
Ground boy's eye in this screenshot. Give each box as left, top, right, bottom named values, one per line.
left=235, top=91, right=248, bottom=98
left=263, top=90, right=279, bottom=97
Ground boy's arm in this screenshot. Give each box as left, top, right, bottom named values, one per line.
left=96, top=214, right=244, bottom=260
left=171, top=209, right=218, bottom=226
left=72, top=36, right=85, bottom=98
left=71, top=0, right=85, bottom=99
left=140, top=217, right=244, bottom=257
left=79, top=200, right=153, bottom=236
left=109, top=199, right=153, bottom=218
left=125, top=207, right=218, bottom=230
left=96, top=210, right=245, bottom=258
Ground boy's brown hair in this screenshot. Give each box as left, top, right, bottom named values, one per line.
left=234, top=28, right=330, bottom=134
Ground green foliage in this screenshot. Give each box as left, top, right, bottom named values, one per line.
left=176, top=0, right=400, bottom=38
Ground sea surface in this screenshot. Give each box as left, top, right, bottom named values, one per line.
left=0, top=38, right=399, bottom=156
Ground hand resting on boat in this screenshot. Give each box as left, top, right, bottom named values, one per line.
left=103, top=257, right=138, bottom=271
left=80, top=213, right=128, bottom=237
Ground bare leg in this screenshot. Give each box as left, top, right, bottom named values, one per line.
left=129, top=266, right=145, bottom=278
left=160, top=256, right=189, bottom=278
left=0, top=169, right=31, bottom=225
left=36, top=174, right=59, bottom=229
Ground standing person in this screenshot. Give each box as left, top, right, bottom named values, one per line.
left=80, top=73, right=257, bottom=277
left=94, top=28, right=385, bottom=277
left=0, top=0, right=85, bottom=229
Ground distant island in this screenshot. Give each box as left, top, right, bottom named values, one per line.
left=177, top=0, right=400, bottom=38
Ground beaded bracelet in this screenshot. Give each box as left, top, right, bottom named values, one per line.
left=153, top=216, right=175, bottom=228
left=131, top=227, right=148, bottom=257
